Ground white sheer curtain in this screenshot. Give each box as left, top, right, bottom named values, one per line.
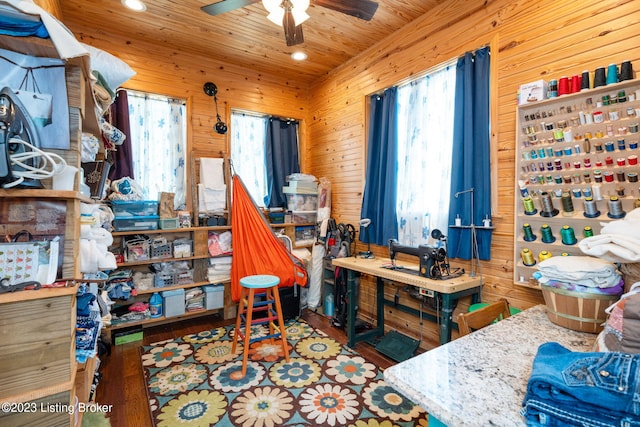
left=396, top=63, right=457, bottom=246
left=230, top=111, right=269, bottom=206
left=127, top=90, right=187, bottom=208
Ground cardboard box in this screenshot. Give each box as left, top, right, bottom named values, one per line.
left=203, top=284, right=224, bottom=310
left=518, top=80, right=548, bottom=105
left=162, top=288, right=185, bottom=317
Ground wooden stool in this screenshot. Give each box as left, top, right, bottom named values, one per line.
left=231, top=274, right=290, bottom=378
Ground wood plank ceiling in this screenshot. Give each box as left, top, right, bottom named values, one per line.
left=58, top=0, right=445, bottom=84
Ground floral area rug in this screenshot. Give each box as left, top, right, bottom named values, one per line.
left=140, top=319, right=427, bottom=426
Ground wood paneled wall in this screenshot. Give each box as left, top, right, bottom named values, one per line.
left=305, top=0, right=640, bottom=345
left=40, top=0, right=640, bottom=347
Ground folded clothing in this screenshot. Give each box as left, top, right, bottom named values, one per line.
left=521, top=342, right=640, bottom=426
left=536, top=256, right=621, bottom=288
left=543, top=278, right=624, bottom=295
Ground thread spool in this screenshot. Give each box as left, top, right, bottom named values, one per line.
left=607, top=196, right=626, bottom=219
left=538, top=250, right=552, bottom=262
left=606, top=63, right=619, bottom=85
left=583, top=226, right=594, bottom=238
left=522, top=196, right=537, bottom=215
left=581, top=70, right=591, bottom=90
left=594, top=67, right=606, bottom=87
left=561, top=191, right=575, bottom=216
left=521, top=248, right=536, bottom=266
left=592, top=183, right=603, bottom=201
left=583, top=197, right=601, bottom=218
left=540, top=224, right=556, bottom=243
left=561, top=225, right=577, bottom=245
left=539, top=192, right=559, bottom=217
left=522, top=223, right=536, bottom=241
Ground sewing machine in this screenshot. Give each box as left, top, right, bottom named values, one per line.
left=388, top=229, right=463, bottom=280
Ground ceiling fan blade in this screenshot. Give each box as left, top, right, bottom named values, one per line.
left=313, top=0, right=378, bottom=21
left=201, top=0, right=260, bottom=16
left=283, top=10, right=304, bottom=46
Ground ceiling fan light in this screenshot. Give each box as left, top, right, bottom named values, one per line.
left=291, top=0, right=310, bottom=25
left=291, top=9, right=309, bottom=26
left=266, top=9, right=284, bottom=25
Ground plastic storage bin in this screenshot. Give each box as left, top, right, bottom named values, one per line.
left=113, top=215, right=159, bottom=231
left=111, top=200, right=159, bottom=217
left=158, top=217, right=179, bottom=229
left=202, top=284, right=224, bottom=310
left=292, top=211, right=317, bottom=224
left=286, top=194, right=318, bottom=211
left=162, top=289, right=185, bottom=318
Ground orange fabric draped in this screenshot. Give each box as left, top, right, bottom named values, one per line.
left=230, top=174, right=308, bottom=302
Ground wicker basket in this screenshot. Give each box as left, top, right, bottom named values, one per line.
left=541, top=284, right=619, bottom=333
left=620, top=263, right=640, bottom=293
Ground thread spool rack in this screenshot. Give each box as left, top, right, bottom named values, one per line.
left=514, top=77, right=640, bottom=288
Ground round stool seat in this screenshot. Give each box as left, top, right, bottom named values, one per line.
left=240, top=274, right=280, bottom=289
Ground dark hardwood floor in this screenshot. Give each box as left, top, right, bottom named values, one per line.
left=95, top=309, right=410, bottom=427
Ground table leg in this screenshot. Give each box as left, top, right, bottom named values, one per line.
left=376, top=276, right=385, bottom=337
left=346, top=268, right=357, bottom=348
left=439, top=293, right=455, bottom=345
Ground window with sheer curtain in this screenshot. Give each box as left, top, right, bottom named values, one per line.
left=127, top=90, right=187, bottom=207
left=395, top=61, right=457, bottom=246
left=230, top=111, right=269, bottom=206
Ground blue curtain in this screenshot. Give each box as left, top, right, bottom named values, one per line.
left=360, top=87, right=399, bottom=245
left=265, top=117, right=300, bottom=208
left=447, top=46, right=492, bottom=260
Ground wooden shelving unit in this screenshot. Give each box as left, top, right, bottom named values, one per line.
left=0, top=31, right=99, bottom=425
left=514, top=78, right=640, bottom=288
left=104, top=226, right=234, bottom=339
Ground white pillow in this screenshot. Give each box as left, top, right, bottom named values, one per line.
left=81, top=43, right=135, bottom=90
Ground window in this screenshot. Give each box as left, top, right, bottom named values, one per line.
left=230, top=110, right=301, bottom=208
left=363, top=46, right=491, bottom=261
left=395, top=62, right=457, bottom=246
left=127, top=90, right=187, bottom=208
left=230, top=111, right=269, bottom=206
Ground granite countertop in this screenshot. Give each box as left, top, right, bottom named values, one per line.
left=383, top=305, right=597, bottom=426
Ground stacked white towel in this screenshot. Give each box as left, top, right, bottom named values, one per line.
left=198, top=158, right=226, bottom=212
left=536, top=256, right=620, bottom=288
left=579, top=208, right=640, bottom=263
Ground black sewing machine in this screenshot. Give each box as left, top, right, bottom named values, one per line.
left=387, top=229, right=463, bottom=280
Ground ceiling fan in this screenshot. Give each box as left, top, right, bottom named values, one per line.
left=201, top=0, right=379, bottom=46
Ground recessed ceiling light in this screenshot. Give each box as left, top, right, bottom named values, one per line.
left=122, top=0, right=147, bottom=12
left=291, top=51, right=307, bottom=61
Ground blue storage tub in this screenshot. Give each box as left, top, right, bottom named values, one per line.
left=111, top=200, right=159, bottom=217
left=113, top=215, right=159, bottom=231
left=162, top=289, right=185, bottom=318
left=202, top=284, right=224, bottom=310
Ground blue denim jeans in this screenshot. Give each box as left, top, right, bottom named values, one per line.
left=521, top=342, right=640, bottom=426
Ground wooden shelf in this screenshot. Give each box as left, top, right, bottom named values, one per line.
left=107, top=307, right=223, bottom=331
left=117, top=254, right=214, bottom=267
left=514, top=77, right=640, bottom=286
left=111, top=225, right=231, bottom=237
left=0, top=188, right=93, bottom=203
left=133, top=280, right=229, bottom=296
